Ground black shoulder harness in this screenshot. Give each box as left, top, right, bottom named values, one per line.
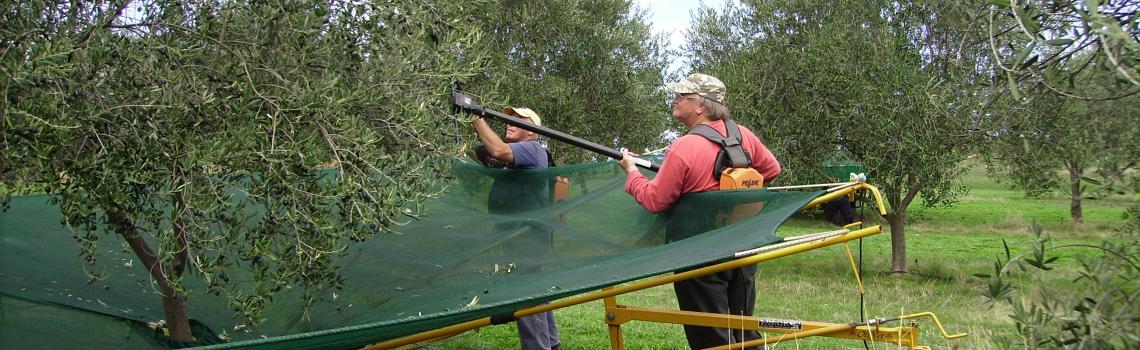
left=688, top=119, right=753, bottom=180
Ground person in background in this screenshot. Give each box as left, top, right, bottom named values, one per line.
left=618, top=73, right=781, bottom=350
left=472, top=107, right=562, bottom=350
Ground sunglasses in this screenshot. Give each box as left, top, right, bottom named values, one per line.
left=672, top=93, right=701, bottom=102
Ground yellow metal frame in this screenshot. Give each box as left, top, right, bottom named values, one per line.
left=366, top=226, right=883, bottom=349
left=604, top=303, right=921, bottom=349
left=364, top=183, right=966, bottom=350
left=605, top=302, right=967, bottom=350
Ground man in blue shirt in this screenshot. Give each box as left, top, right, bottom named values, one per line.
left=471, top=107, right=561, bottom=350
left=473, top=107, right=550, bottom=170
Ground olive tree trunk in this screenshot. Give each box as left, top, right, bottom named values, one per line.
left=111, top=209, right=192, bottom=341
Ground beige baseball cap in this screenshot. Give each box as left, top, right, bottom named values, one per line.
left=666, top=73, right=726, bottom=104
left=504, top=107, right=542, bottom=126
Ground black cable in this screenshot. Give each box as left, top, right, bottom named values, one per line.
left=859, top=190, right=869, bottom=350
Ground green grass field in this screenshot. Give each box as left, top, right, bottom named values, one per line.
left=432, top=162, right=1135, bottom=349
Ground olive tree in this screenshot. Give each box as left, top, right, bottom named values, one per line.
left=2, top=0, right=494, bottom=341
left=686, top=0, right=992, bottom=272
left=979, top=0, right=1140, bottom=222
left=462, top=0, right=673, bottom=162
left=983, top=0, right=1139, bottom=100
left=985, top=66, right=1140, bottom=223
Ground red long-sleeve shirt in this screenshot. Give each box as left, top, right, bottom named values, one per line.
left=625, top=120, right=781, bottom=213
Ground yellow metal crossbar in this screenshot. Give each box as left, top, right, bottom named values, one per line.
left=604, top=304, right=925, bottom=349
left=700, top=312, right=968, bottom=350
left=603, top=304, right=968, bottom=350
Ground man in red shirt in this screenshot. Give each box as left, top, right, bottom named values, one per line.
left=619, top=73, right=780, bottom=349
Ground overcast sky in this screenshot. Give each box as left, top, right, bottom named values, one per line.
left=634, top=0, right=729, bottom=73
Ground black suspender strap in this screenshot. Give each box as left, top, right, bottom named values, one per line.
left=688, top=119, right=754, bottom=180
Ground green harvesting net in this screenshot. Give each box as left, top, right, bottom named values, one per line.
left=0, top=159, right=821, bottom=349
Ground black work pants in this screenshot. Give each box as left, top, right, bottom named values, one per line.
left=673, top=264, right=762, bottom=350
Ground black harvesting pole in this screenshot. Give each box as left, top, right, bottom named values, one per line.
left=450, top=91, right=660, bottom=172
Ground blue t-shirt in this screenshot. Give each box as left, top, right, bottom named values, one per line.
left=488, top=140, right=551, bottom=214
left=508, top=140, right=550, bottom=169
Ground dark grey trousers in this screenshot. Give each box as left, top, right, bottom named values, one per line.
left=518, top=310, right=560, bottom=350
left=673, top=264, right=762, bottom=350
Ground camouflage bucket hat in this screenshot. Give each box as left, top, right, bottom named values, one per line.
left=666, top=73, right=726, bottom=104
